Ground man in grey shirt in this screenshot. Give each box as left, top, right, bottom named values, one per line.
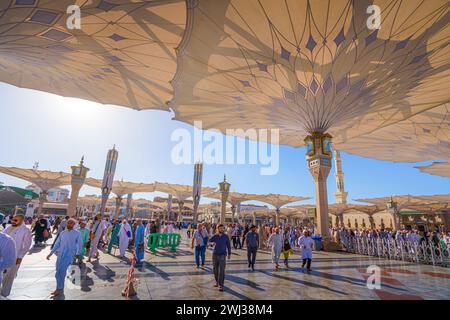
left=246, top=225, right=259, bottom=271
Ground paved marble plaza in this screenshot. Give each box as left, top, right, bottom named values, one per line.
left=6, top=232, right=450, bottom=300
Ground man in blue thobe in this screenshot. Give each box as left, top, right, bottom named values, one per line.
left=134, top=219, right=145, bottom=263
left=47, top=218, right=82, bottom=297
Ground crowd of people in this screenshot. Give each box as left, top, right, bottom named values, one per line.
left=185, top=221, right=316, bottom=291
left=0, top=213, right=318, bottom=296
left=331, top=226, right=450, bottom=251
left=0, top=212, right=186, bottom=297
left=3, top=211, right=449, bottom=298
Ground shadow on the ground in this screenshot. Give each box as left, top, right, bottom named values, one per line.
left=225, top=274, right=265, bottom=292
left=28, top=244, right=47, bottom=254
left=259, top=270, right=348, bottom=296
left=91, top=260, right=116, bottom=283
left=222, top=286, right=252, bottom=300
left=50, top=293, right=66, bottom=300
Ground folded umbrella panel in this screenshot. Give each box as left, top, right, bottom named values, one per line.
left=0, top=0, right=186, bottom=110
left=170, top=0, right=450, bottom=149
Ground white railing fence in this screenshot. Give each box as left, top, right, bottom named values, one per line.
left=340, top=234, right=449, bottom=267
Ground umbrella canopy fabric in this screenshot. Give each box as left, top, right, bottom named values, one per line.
left=85, top=178, right=155, bottom=197
left=326, top=203, right=386, bottom=218
left=334, top=104, right=450, bottom=162
left=249, top=193, right=310, bottom=209
left=355, top=194, right=450, bottom=211
left=415, top=162, right=450, bottom=178
left=252, top=207, right=307, bottom=219
left=0, top=0, right=186, bottom=110
left=205, top=191, right=262, bottom=206
left=169, top=0, right=450, bottom=150
left=0, top=1, right=448, bottom=165
left=154, top=182, right=215, bottom=202
left=0, top=166, right=71, bottom=191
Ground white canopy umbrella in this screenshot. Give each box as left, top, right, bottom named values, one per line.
left=415, top=162, right=450, bottom=178
left=1, top=1, right=449, bottom=243
left=0, top=0, right=186, bottom=110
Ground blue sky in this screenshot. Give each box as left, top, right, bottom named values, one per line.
left=0, top=82, right=448, bottom=207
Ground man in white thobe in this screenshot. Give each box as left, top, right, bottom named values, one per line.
left=268, top=227, right=283, bottom=270
left=0, top=233, right=16, bottom=285
left=87, top=214, right=104, bottom=262
left=47, top=218, right=82, bottom=297
left=298, top=229, right=314, bottom=271
left=1, top=213, right=32, bottom=297
left=118, top=219, right=132, bottom=258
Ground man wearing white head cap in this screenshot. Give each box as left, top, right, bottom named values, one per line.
left=298, top=229, right=314, bottom=272
left=47, top=218, right=82, bottom=297
left=118, top=219, right=132, bottom=258
left=1, top=212, right=32, bottom=297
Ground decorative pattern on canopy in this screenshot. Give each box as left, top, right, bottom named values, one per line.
left=0, top=0, right=449, bottom=165
left=85, top=178, right=155, bottom=197
left=415, top=162, right=450, bottom=178
left=170, top=0, right=450, bottom=148
left=0, top=0, right=186, bottom=109
left=0, top=166, right=71, bottom=191
left=334, top=104, right=450, bottom=162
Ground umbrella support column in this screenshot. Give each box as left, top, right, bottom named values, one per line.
left=231, top=204, right=236, bottom=223
left=275, top=208, right=280, bottom=226
left=67, top=157, right=89, bottom=217
left=305, top=132, right=339, bottom=251
left=37, top=191, right=48, bottom=216
left=115, top=196, right=123, bottom=219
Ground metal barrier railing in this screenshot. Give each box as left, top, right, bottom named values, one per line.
left=147, top=233, right=181, bottom=253
left=339, top=234, right=450, bottom=267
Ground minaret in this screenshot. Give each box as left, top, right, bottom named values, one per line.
left=333, top=150, right=348, bottom=204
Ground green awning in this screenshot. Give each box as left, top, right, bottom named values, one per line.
left=400, top=210, right=423, bottom=215
left=0, top=186, right=39, bottom=199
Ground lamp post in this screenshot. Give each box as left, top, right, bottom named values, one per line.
left=67, top=156, right=89, bottom=217
left=218, top=175, right=230, bottom=224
